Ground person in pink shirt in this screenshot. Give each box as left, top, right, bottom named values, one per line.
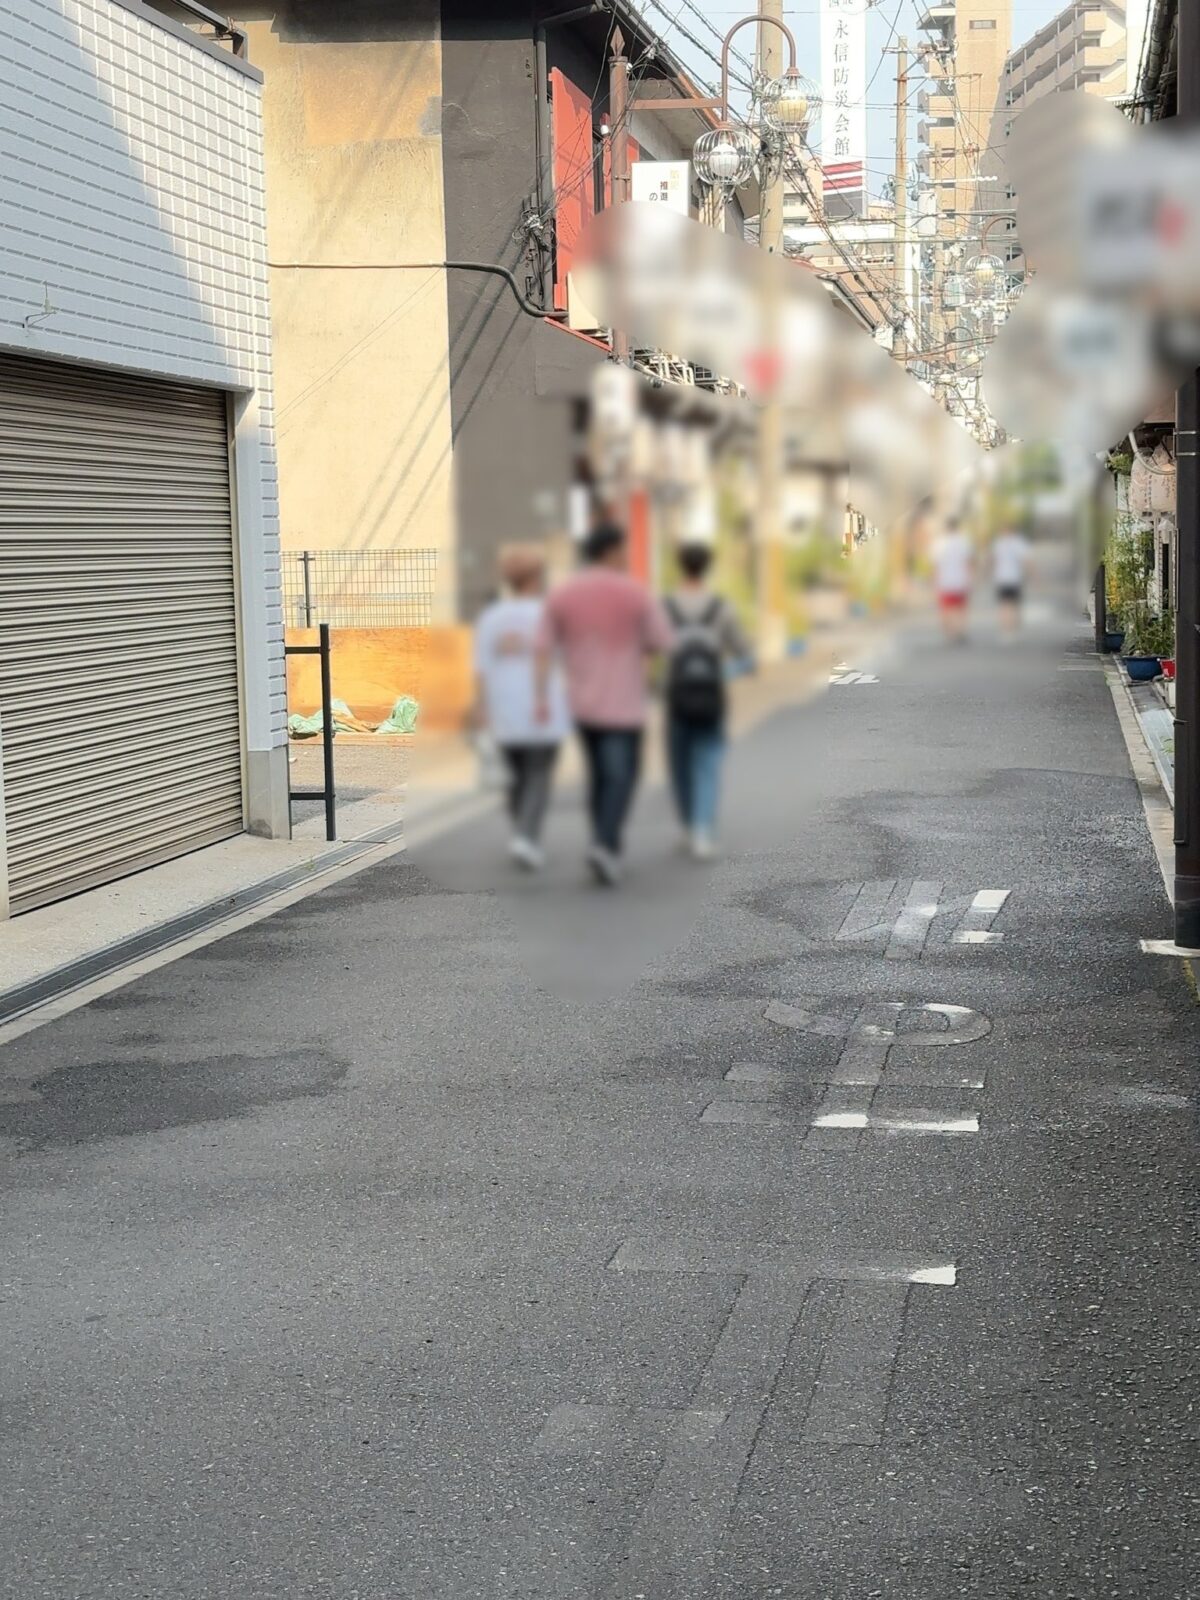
left=536, top=521, right=673, bottom=884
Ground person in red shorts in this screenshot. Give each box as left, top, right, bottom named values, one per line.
left=931, top=516, right=973, bottom=643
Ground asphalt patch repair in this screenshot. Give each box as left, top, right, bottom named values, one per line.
left=0, top=1048, right=348, bottom=1151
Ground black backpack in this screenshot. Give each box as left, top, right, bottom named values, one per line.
left=666, top=597, right=726, bottom=726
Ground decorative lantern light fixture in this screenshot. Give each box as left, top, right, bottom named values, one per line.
left=760, top=67, right=820, bottom=135
left=686, top=13, right=817, bottom=197
left=966, top=251, right=1005, bottom=301
left=692, top=126, right=760, bottom=191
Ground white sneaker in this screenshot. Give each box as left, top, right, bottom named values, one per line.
left=586, top=845, right=622, bottom=886
left=689, top=830, right=717, bottom=860
left=509, top=835, right=544, bottom=870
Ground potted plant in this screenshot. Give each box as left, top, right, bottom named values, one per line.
left=1122, top=607, right=1173, bottom=681
left=1103, top=605, right=1126, bottom=654
left=1104, top=518, right=1152, bottom=654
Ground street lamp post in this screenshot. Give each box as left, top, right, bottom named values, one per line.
left=631, top=12, right=819, bottom=656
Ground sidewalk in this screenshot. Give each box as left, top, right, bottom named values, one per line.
left=1115, top=667, right=1176, bottom=803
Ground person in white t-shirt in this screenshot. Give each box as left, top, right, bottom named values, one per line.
left=991, top=527, right=1031, bottom=635
left=932, top=518, right=973, bottom=642
left=473, top=545, right=570, bottom=869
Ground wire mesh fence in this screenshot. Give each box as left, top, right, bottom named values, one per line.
left=282, top=549, right=439, bottom=629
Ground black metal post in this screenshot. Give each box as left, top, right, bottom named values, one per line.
left=1176, top=3, right=1200, bottom=946
left=284, top=627, right=337, bottom=842
left=319, top=622, right=336, bottom=843
left=302, top=550, right=314, bottom=629
left=1093, top=562, right=1107, bottom=652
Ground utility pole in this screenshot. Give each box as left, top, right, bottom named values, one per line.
left=609, top=26, right=631, bottom=364
left=892, top=38, right=909, bottom=365
left=1175, top=1, right=1200, bottom=947
left=756, top=0, right=787, bottom=661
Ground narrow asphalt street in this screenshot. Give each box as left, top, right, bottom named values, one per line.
left=2, top=607, right=1197, bottom=1599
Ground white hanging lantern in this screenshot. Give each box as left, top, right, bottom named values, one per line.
left=760, top=69, right=820, bottom=136
left=693, top=126, right=759, bottom=190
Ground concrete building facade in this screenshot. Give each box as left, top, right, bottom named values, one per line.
left=1002, top=0, right=1143, bottom=109
left=238, top=0, right=751, bottom=622
left=0, top=0, right=288, bottom=914
left=238, top=1, right=457, bottom=613
left=994, top=4, right=1150, bottom=294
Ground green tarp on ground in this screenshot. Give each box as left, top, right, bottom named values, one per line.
left=375, top=695, right=419, bottom=734
left=288, top=695, right=419, bottom=738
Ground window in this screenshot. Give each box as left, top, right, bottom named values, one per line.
left=969, top=18, right=997, bottom=28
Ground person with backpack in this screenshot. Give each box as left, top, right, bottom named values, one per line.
left=664, top=541, right=752, bottom=859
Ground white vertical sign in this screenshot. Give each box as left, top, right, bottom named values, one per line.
left=631, top=160, right=691, bottom=216
left=821, top=0, right=867, bottom=212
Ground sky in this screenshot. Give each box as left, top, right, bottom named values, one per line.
left=642, top=0, right=1080, bottom=199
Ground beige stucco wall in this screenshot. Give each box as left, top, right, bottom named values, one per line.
left=239, top=3, right=456, bottom=613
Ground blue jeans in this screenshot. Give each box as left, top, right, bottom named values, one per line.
left=667, top=716, right=724, bottom=834
left=577, top=725, right=643, bottom=855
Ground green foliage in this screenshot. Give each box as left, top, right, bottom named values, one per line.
left=1105, top=513, right=1153, bottom=629
left=1106, top=449, right=1134, bottom=477
left=785, top=534, right=838, bottom=591
left=1123, top=607, right=1174, bottom=659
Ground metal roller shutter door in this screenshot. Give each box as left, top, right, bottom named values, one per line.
left=0, top=353, right=244, bottom=914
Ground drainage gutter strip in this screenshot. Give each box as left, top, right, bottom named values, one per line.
left=0, top=820, right=406, bottom=1028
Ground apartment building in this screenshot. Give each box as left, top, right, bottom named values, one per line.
left=915, top=1, right=1012, bottom=356
left=1003, top=0, right=1145, bottom=108
left=995, top=4, right=1149, bottom=286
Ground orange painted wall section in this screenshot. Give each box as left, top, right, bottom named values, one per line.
left=551, top=68, right=596, bottom=310
left=286, top=627, right=474, bottom=733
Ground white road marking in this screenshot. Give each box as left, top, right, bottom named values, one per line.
left=801, top=1282, right=908, bottom=1445
left=608, top=1238, right=957, bottom=1286
left=952, top=888, right=1011, bottom=946
left=829, top=671, right=879, bottom=684
left=763, top=999, right=849, bottom=1035
left=870, top=1113, right=979, bottom=1135
left=885, top=881, right=943, bottom=959
left=908, top=1265, right=957, bottom=1286
left=969, top=889, right=1008, bottom=912
left=811, top=1111, right=979, bottom=1135
left=916, top=1003, right=993, bottom=1045
left=836, top=881, right=1010, bottom=956
left=700, top=1101, right=785, bottom=1125
left=830, top=1002, right=903, bottom=1086
left=723, top=1063, right=787, bottom=1089
left=766, top=999, right=991, bottom=1138
left=836, top=880, right=897, bottom=942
